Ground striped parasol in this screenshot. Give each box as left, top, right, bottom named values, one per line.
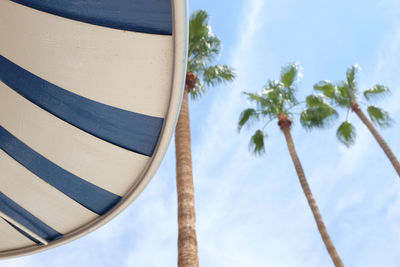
left=0, top=0, right=187, bottom=258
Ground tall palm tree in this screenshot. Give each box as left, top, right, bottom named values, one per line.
left=238, top=64, right=344, bottom=267
left=175, top=10, right=235, bottom=267
left=302, top=65, right=400, bottom=176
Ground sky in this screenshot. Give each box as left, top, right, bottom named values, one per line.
left=3, top=0, right=400, bottom=266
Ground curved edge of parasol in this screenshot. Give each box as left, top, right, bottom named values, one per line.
left=0, top=0, right=188, bottom=259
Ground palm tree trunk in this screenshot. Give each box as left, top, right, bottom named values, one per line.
left=352, top=105, right=400, bottom=177
left=175, top=88, right=199, bottom=267
left=281, top=127, right=344, bottom=267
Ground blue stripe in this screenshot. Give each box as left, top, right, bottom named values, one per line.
left=0, top=192, right=62, bottom=242
left=10, top=0, right=172, bottom=35
left=0, top=55, right=164, bottom=157
left=0, top=126, right=122, bottom=215
left=3, top=218, right=42, bottom=244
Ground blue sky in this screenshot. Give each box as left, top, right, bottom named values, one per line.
left=3, top=0, right=400, bottom=266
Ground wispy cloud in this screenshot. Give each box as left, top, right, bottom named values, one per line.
left=193, top=1, right=400, bottom=266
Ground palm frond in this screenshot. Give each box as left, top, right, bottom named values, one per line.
left=336, top=121, right=356, bottom=147
left=363, top=84, right=390, bottom=101
left=243, top=91, right=265, bottom=103
left=300, top=94, right=338, bottom=129
left=300, top=107, right=337, bottom=129
left=188, top=10, right=221, bottom=72
left=249, top=130, right=266, bottom=155
left=367, top=105, right=392, bottom=128
left=243, top=91, right=277, bottom=117
left=238, top=108, right=259, bottom=132
left=189, top=79, right=205, bottom=100
left=242, top=64, right=303, bottom=122
left=334, top=82, right=351, bottom=107
left=280, top=63, right=302, bottom=88
left=314, top=80, right=335, bottom=98
left=268, top=79, right=298, bottom=113
left=203, top=65, right=236, bottom=87
left=266, top=81, right=284, bottom=110
left=336, top=82, right=349, bottom=98
left=345, top=65, right=360, bottom=100
left=187, top=10, right=235, bottom=100
left=305, top=94, right=328, bottom=107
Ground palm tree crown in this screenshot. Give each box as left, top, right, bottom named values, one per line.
left=303, top=65, right=392, bottom=146
left=187, top=10, right=235, bottom=98
left=238, top=63, right=304, bottom=153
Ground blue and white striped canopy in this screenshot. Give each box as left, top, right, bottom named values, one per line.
left=0, top=0, right=187, bottom=258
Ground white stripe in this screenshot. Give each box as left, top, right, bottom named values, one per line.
left=0, top=214, right=44, bottom=246
left=0, top=0, right=173, bottom=117
left=0, top=83, right=150, bottom=195
left=0, top=218, right=36, bottom=250
left=0, top=150, right=98, bottom=234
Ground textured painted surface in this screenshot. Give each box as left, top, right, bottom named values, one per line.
left=0, top=192, right=62, bottom=242
left=10, top=0, right=172, bottom=35
left=0, top=126, right=122, bottom=215
left=1, top=0, right=174, bottom=118
left=0, top=0, right=186, bottom=257
left=0, top=55, right=164, bottom=157
left=0, top=84, right=150, bottom=195
left=5, top=220, right=41, bottom=244
left=0, top=218, right=36, bottom=250
left=0, top=148, right=99, bottom=233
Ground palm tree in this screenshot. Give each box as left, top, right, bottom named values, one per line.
left=175, top=10, right=235, bottom=267
left=238, top=64, right=344, bottom=267
left=303, top=65, right=400, bottom=176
